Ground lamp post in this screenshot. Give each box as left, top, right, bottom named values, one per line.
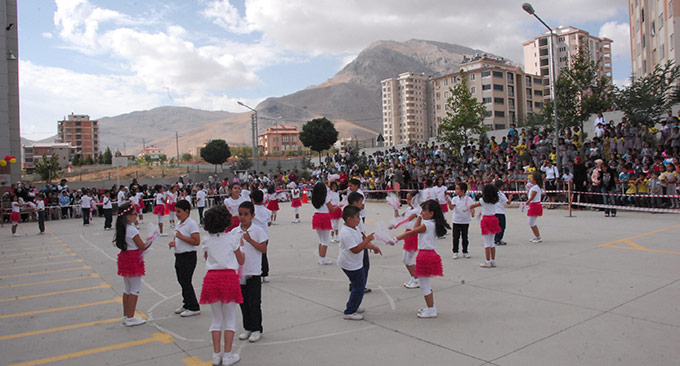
left=237, top=101, right=259, bottom=172
left=522, top=2, right=561, bottom=174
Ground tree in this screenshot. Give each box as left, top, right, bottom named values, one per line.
left=84, top=155, right=94, bottom=165
left=34, top=154, right=61, bottom=181
left=615, top=61, right=680, bottom=126
left=299, top=117, right=338, bottom=163
left=71, top=154, right=81, bottom=166
left=142, top=154, right=152, bottom=164
left=181, top=153, right=192, bottom=162
left=439, top=72, right=487, bottom=155
left=103, top=147, right=113, bottom=165
left=114, top=149, right=122, bottom=157
left=201, top=139, right=231, bottom=172
left=231, top=156, right=253, bottom=172
left=231, top=146, right=252, bottom=158
left=159, top=154, right=167, bottom=164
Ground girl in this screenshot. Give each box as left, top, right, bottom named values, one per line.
left=265, top=185, right=279, bottom=225
left=390, top=200, right=450, bottom=318
left=290, top=183, right=302, bottom=223
left=114, top=203, right=152, bottom=327
left=526, top=171, right=544, bottom=243
left=9, top=195, right=23, bottom=237
left=167, top=185, right=177, bottom=228
left=389, top=190, right=422, bottom=289
left=434, top=176, right=449, bottom=214
left=447, top=182, right=475, bottom=259
left=311, top=182, right=339, bottom=265
left=199, top=206, right=244, bottom=366
left=470, top=184, right=501, bottom=268
left=494, top=180, right=512, bottom=246
left=224, top=183, right=247, bottom=232
left=128, top=188, right=140, bottom=227
left=169, top=200, right=202, bottom=317
left=152, top=185, right=167, bottom=236
left=328, top=181, right=342, bottom=243
left=136, top=188, right=145, bottom=223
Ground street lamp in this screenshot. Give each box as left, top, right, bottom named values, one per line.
left=237, top=101, right=259, bottom=172
left=522, top=2, right=561, bottom=174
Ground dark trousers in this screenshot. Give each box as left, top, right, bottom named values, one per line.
left=342, top=268, right=366, bottom=314
left=494, top=214, right=506, bottom=243
left=82, top=208, right=90, bottom=225
left=103, top=208, right=112, bottom=229
left=174, top=251, right=199, bottom=311
left=600, top=186, right=617, bottom=215
left=197, top=207, right=205, bottom=224
left=363, top=248, right=370, bottom=284
left=261, top=253, right=269, bottom=277
left=452, top=223, right=469, bottom=253
left=240, top=276, right=263, bottom=332
left=38, top=211, right=45, bottom=233
left=61, top=207, right=69, bottom=219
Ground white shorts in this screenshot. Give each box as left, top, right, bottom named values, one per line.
left=402, top=250, right=417, bottom=266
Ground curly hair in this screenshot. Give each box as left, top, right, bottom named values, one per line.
left=481, top=184, right=499, bottom=204
left=203, top=205, right=231, bottom=234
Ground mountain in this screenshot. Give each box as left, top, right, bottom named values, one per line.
left=21, top=135, right=59, bottom=146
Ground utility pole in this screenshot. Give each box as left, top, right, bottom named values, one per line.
left=175, top=131, right=180, bottom=163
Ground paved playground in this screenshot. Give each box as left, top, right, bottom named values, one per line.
left=1, top=202, right=679, bottom=366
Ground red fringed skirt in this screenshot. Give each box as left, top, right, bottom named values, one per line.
left=312, top=212, right=332, bottom=230
left=414, top=249, right=443, bottom=277
left=329, top=207, right=342, bottom=220
left=527, top=202, right=543, bottom=217
left=291, top=198, right=302, bottom=208
left=440, top=203, right=449, bottom=213
left=117, top=249, right=145, bottom=277
left=199, top=269, right=243, bottom=305
left=403, top=229, right=418, bottom=252
left=266, top=200, right=280, bottom=211
left=9, top=212, right=20, bottom=223
left=226, top=217, right=240, bottom=233
left=153, top=205, right=165, bottom=215
left=480, top=215, right=501, bottom=235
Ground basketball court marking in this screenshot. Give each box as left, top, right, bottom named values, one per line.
left=599, top=223, right=680, bottom=255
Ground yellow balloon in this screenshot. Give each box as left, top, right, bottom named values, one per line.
left=9, top=158, right=16, bottom=164
left=0, top=160, right=6, bottom=166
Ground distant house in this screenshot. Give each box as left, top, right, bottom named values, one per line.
left=22, top=142, right=77, bottom=173
left=139, top=146, right=163, bottom=160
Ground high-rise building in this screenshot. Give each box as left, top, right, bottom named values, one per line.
left=629, top=0, right=680, bottom=78
left=431, top=55, right=544, bottom=133
left=381, top=72, right=430, bottom=146
left=57, top=113, right=100, bottom=159
left=523, top=25, right=612, bottom=96
left=0, top=0, right=20, bottom=186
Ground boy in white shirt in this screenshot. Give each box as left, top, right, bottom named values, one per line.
left=195, top=184, right=207, bottom=225
left=446, top=182, right=475, bottom=259
left=494, top=180, right=512, bottom=246
left=251, top=190, right=272, bottom=283
left=337, top=206, right=380, bottom=320
left=80, top=189, right=92, bottom=226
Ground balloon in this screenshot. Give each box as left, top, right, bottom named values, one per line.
left=4, top=155, right=10, bottom=162
left=0, top=160, right=6, bottom=166
left=9, top=158, right=16, bottom=164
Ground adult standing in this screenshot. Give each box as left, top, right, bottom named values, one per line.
left=591, top=159, right=617, bottom=217
left=392, top=165, right=404, bottom=196
left=169, top=199, right=202, bottom=317
left=572, top=156, right=587, bottom=207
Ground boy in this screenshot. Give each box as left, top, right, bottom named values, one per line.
left=234, top=201, right=268, bottom=343
left=35, top=193, right=46, bottom=235
left=348, top=191, right=372, bottom=293
left=102, top=190, right=113, bottom=230
left=251, top=190, right=272, bottom=283
left=447, top=182, right=474, bottom=258
left=338, top=206, right=380, bottom=320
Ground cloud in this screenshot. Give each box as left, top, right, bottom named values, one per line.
left=202, top=0, right=256, bottom=34
left=41, top=32, right=53, bottom=39
left=599, top=21, right=631, bottom=59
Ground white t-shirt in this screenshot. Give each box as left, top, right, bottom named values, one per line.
left=417, top=219, right=437, bottom=250
left=291, top=188, right=300, bottom=199
left=233, top=225, right=267, bottom=276
left=337, top=225, right=364, bottom=271
left=154, top=193, right=165, bottom=205
left=529, top=185, right=542, bottom=203
left=117, top=190, right=127, bottom=204
left=267, top=192, right=277, bottom=202
left=479, top=199, right=497, bottom=216
left=135, top=192, right=144, bottom=205
left=404, top=206, right=422, bottom=230
left=166, top=191, right=176, bottom=204
left=81, top=195, right=92, bottom=209
left=450, top=195, right=473, bottom=224
left=253, top=205, right=272, bottom=236
left=103, top=196, right=112, bottom=209
left=421, top=187, right=434, bottom=201
left=495, top=192, right=509, bottom=215
left=202, top=232, right=240, bottom=270
left=314, top=195, right=332, bottom=213
left=328, top=190, right=340, bottom=206
left=434, top=185, right=448, bottom=204
left=125, top=225, right=140, bottom=251
left=355, top=189, right=366, bottom=218
left=196, top=190, right=207, bottom=207
left=11, top=201, right=20, bottom=213
left=37, top=200, right=45, bottom=211
left=224, top=195, right=247, bottom=216
left=174, top=217, right=200, bottom=253
left=541, top=165, right=559, bottom=180
left=129, top=195, right=139, bottom=206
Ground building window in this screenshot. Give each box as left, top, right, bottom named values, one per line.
left=525, top=76, right=532, bottom=85
left=507, top=73, right=514, bottom=83
left=508, top=85, right=514, bottom=96
left=495, top=111, right=505, bottom=117
left=533, top=77, right=542, bottom=85
left=494, top=97, right=505, bottom=105
left=535, top=102, right=544, bottom=109
left=482, top=84, right=491, bottom=91
left=534, top=90, right=543, bottom=96
left=484, top=110, right=492, bottom=117
left=493, top=84, right=504, bottom=91
left=482, top=70, right=491, bottom=77
left=527, top=101, right=533, bottom=110
left=493, top=71, right=503, bottom=78
left=469, top=74, right=476, bottom=80
left=482, top=97, right=492, bottom=104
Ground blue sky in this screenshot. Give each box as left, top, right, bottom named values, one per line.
left=18, top=0, right=631, bottom=140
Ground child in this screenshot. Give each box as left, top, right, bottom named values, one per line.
left=648, top=171, right=662, bottom=208
left=167, top=185, right=177, bottom=228
left=9, top=195, right=23, bottom=237
left=169, top=199, right=202, bottom=317
left=290, top=182, right=302, bottom=223
left=199, top=206, right=244, bottom=366
left=129, top=188, right=140, bottom=226
left=152, top=185, right=167, bottom=236
left=195, top=184, right=207, bottom=225
left=328, top=181, right=342, bottom=243
left=347, top=191, right=371, bottom=292
left=526, top=171, right=544, bottom=243
left=234, top=201, right=268, bottom=343
left=390, top=200, right=450, bottom=318
left=447, top=182, right=474, bottom=259
left=389, top=190, right=422, bottom=289
left=470, top=184, right=501, bottom=268
left=81, top=189, right=92, bottom=226
left=35, top=193, right=46, bottom=235
left=265, top=185, right=279, bottom=225
left=102, top=190, right=113, bottom=231
left=135, top=189, right=145, bottom=223
left=337, top=205, right=380, bottom=320
left=434, top=176, right=449, bottom=214
left=251, top=190, right=272, bottom=283
left=224, top=183, right=247, bottom=232
left=494, top=180, right=512, bottom=246
left=114, top=203, right=152, bottom=326
left=312, top=182, right=339, bottom=265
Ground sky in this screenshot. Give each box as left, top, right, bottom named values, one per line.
left=17, top=0, right=631, bottom=141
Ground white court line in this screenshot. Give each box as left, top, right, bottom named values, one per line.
left=245, top=325, right=376, bottom=347
left=147, top=321, right=204, bottom=342
left=377, top=285, right=396, bottom=310
left=287, top=275, right=347, bottom=283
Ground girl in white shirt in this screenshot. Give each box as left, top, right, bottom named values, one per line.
left=166, top=186, right=177, bottom=228
left=389, top=190, right=422, bottom=289
left=526, top=171, right=544, bottom=243
left=311, top=182, right=339, bottom=265
left=434, top=176, right=449, bottom=214
left=152, top=185, right=167, bottom=236
left=265, top=185, right=279, bottom=225
left=328, top=181, right=342, bottom=243
left=9, top=195, right=23, bottom=237
left=199, top=206, right=245, bottom=366
left=102, top=190, right=113, bottom=230
left=80, top=189, right=92, bottom=226
left=470, top=184, right=501, bottom=268
left=289, top=183, right=302, bottom=223
left=224, top=183, right=247, bottom=232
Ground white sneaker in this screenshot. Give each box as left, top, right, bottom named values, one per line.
left=222, top=353, right=240, bottom=366
left=530, top=237, right=542, bottom=243
left=318, top=257, right=333, bottom=265
left=452, top=253, right=459, bottom=259
left=12, top=233, right=20, bottom=237
left=180, top=309, right=200, bottom=317
left=262, top=276, right=269, bottom=283
left=248, top=331, right=262, bottom=342
left=491, top=261, right=496, bottom=267
left=417, top=308, right=437, bottom=318
left=174, top=307, right=186, bottom=314
left=238, top=331, right=252, bottom=340
left=160, top=233, right=168, bottom=237
left=480, top=262, right=493, bottom=268
left=356, top=307, right=365, bottom=313
left=404, top=278, right=420, bottom=289
left=463, top=253, right=470, bottom=258
left=212, top=352, right=222, bottom=366
left=124, top=316, right=146, bottom=327
left=292, top=219, right=300, bottom=223
left=343, top=312, right=364, bottom=320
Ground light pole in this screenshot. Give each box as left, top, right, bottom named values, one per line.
left=237, top=101, right=259, bottom=172
left=523, top=2, right=561, bottom=174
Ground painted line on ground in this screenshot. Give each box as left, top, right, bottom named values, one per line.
left=0, top=253, right=77, bottom=265
left=599, top=223, right=680, bottom=247
left=0, top=297, right=120, bottom=319
left=9, top=332, right=174, bottom=366
left=377, top=285, right=396, bottom=310
left=0, top=317, right=121, bottom=341
left=0, top=265, right=92, bottom=279
left=599, top=223, right=680, bottom=255
left=0, top=282, right=111, bottom=302
left=0, top=259, right=84, bottom=271
left=0, top=243, right=68, bottom=253
left=0, top=273, right=100, bottom=289
left=0, top=248, right=73, bottom=258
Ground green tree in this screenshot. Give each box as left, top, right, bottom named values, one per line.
left=231, top=156, right=253, bottom=172
left=159, top=154, right=167, bottom=164
left=103, top=147, right=113, bottom=165
left=299, top=117, right=338, bottom=163
left=181, top=153, right=192, bottom=162
left=34, top=154, right=61, bottom=181
left=71, top=154, right=81, bottom=166
left=201, top=139, right=231, bottom=172
left=84, top=155, right=94, bottom=165
left=142, top=154, right=152, bottom=164
left=615, top=60, right=680, bottom=126
left=231, top=146, right=253, bottom=158
left=439, top=72, right=487, bottom=155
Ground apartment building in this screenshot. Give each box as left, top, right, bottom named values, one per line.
left=139, top=145, right=163, bottom=160
left=22, top=142, right=76, bottom=173
left=629, top=0, right=680, bottom=78
left=57, top=113, right=100, bottom=159
left=381, top=72, right=430, bottom=146
left=523, top=25, right=612, bottom=96
left=257, top=125, right=303, bottom=155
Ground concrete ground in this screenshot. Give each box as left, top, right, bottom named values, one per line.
left=1, top=201, right=679, bottom=366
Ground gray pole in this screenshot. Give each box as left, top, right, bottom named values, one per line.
left=238, top=101, right=259, bottom=173
left=175, top=131, right=180, bottom=163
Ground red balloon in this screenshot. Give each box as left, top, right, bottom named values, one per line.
left=4, top=155, right=10, bottom=161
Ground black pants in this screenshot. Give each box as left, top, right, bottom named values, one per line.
left=240, top=276, right=263, bottom=332
left=261, top=253, right=269, bottom=277
left=103, top=208, right=112, bottom=229
left=174, top=251, right=199, bottom=311
left=38, top=211, right=45, bottom=233
left=82, top=208, right=90, bottom=225
left=494, top=214, right=506, bottom=243
left=198, top=207, right=205, bottom=224
left=61, top=207, right=69, bottom=219
left=452, top=223, right=469, bottom=253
